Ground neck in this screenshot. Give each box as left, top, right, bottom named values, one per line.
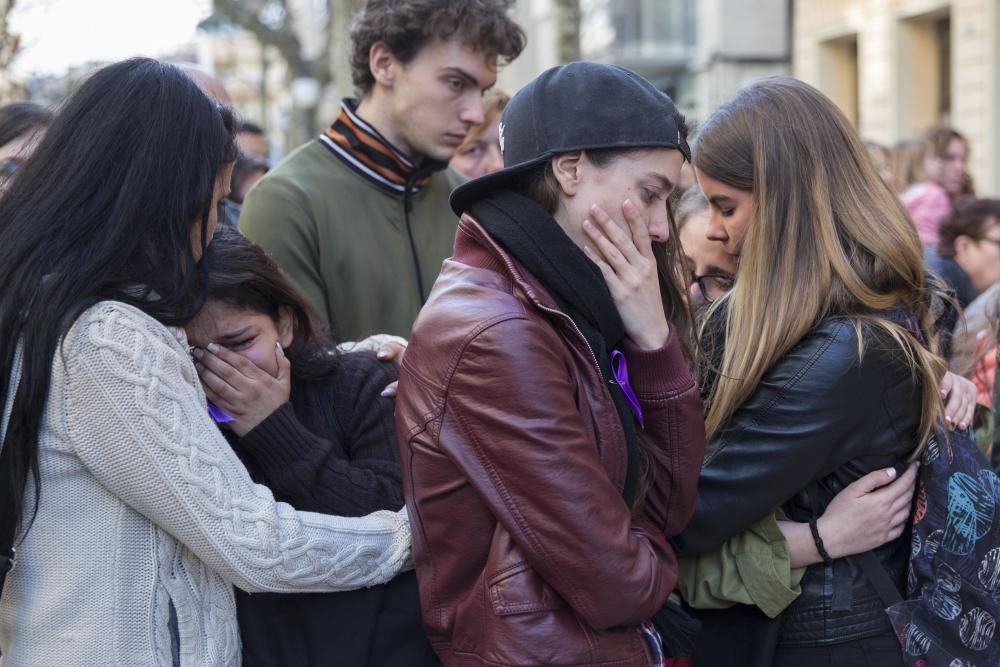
left=551, top=202, right=587, bottom=252
left=355, top=92, right=421, bottom=164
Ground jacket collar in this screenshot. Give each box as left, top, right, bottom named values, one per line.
left=317, top=98, right=449, bottom=195
left=453, top=213, right=564, bottom=315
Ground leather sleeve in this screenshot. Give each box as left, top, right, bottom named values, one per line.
left=619, top=337, right=706, bottom=538
left=439, top=316, right=693, bottom=630
left=673, top=320, right=889, bottom=556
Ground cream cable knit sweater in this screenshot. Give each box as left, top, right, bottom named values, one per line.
left=0, top=301, right=411, bottom=666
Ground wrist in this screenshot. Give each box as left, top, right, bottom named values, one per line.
left=815, top=515, right=843, bottom=560
left=630, top=322, right=671, bottom=351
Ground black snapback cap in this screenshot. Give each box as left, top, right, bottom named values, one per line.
left=449, top=61, right=690, bottom=216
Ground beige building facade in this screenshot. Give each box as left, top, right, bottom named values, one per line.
left=794, top=0, right=1000, bottom=195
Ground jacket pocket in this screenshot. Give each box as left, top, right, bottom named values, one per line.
left=487, top=561, right=565, bottom=616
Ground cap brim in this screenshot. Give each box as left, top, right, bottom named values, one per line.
left=449, top=155, right=551, bottom=216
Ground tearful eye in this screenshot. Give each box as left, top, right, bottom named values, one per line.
left=226, top=337, right=255, bottom=351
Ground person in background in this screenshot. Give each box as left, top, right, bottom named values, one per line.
left=185, top=227, right=436, bottom=666
left=240, top=0, right=526, bottom=340
left=0, top=58, right=411, bottom=666
left=864, top=140, right=895, bottom=189
left=178, top=62, right=233, bottom=104
left=229, top=152, right=269, bottom=205
left=926, top=126, right=974, bottom=203
left=448, top=88, right=508, bottom=179
left=676, top=186, right=736, bottom=307
left=925, top=197, right=1000, bottom=309
left=898, top=126, right=974, bottom=246
left=0, top=102, right=52, bottom=186
left=236, top=120, right=270, bottom=161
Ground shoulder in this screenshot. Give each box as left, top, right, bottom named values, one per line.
left=333, top=350, right=399, bottom=394
left=65, top=300, right=184, bottom=356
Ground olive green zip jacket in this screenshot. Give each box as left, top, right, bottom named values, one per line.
left=240, top=140, right=465, bottom=340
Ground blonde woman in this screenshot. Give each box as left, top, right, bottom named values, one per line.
left=671, top=77, right=948, bottom=665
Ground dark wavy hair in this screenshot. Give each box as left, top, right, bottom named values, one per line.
left=0, top=58, right=238, bottom=537
left=350, top=0, right=525, bottom=95
left=0, top=102, right=52, bottom=149
left=198, top=227, right=340, bottom=381
left=937, top=197, right=1000, bottom=257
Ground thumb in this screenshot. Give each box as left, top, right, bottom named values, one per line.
left=275, top=343, right=291, bottom=384
left=850, top=466, right=898, bottom=495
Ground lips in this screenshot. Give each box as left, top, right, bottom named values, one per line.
left=443, top=133, right=468, bottom=146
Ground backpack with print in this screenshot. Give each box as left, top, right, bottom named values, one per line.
left=863, top=425, right=1000, bottom=667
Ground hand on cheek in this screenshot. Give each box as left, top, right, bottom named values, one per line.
left=582, top=199, right=671, bottom=350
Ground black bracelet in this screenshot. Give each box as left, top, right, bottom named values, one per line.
left=809, top=516, right=834, bottom=564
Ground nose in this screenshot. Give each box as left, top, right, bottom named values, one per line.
left=647, top=206, right=670, bottom=243
left=706, top=210, right=728, bottom=243
left=460, top=95, right=486, bottom=126
left=483, top=144, right=504, bottom=175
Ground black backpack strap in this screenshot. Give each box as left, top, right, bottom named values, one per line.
left=850, top=551, right=904, bottom=608
left=805, top=479, right=905, bottom=611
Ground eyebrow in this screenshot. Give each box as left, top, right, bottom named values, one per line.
left=217, top=326, right=252, bottom=341
left=704, top=265, right=734, bottom=276
left=709, top=195, right=736, bottom=207
left=644, top=171, right=675, bottom=192
left=441, top=66, right=491, bottom=90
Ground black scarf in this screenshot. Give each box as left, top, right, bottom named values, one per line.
left=469, top=189, right=642, bottom=505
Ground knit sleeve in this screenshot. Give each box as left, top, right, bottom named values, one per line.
left=236, top=356, right=404, bottom=515
left=61, top=302, right=411, bottom=594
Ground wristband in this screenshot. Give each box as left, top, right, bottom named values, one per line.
left=809, top=516, right=834, bottom=564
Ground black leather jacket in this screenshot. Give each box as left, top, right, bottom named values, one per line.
left=675, top=318, right=919, bottom=646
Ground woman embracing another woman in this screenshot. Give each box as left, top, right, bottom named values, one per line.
left=673, top=77, right=948, bottom=665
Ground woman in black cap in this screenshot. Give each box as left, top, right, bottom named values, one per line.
left=394, top=62, right=705, bottom=666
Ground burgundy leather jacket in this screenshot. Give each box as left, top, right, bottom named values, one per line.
left=395, top=216, right=706, bottom=666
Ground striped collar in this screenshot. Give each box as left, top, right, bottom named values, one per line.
left=318, top=98, right=447, bottom=195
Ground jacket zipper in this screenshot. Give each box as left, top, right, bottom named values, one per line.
left=535, top=302, right=604, bottom=381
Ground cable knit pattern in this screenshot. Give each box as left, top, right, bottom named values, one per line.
left=0, top=301, right=411, bottom=666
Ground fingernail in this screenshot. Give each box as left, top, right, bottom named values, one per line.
left=207, top=342, right=220, bottom=353
left=191, top=348, right=204, bottom=359
left=380, top=388, right=394, bottom=397
left=623, top=199, right=635, bottom=212
left=378, top=350, right=390, bottom=359
left=940, top=389, right=948, bottom=397
left=959, top=422, right=967, bottom=431
left=886, top=467, right=897, bottom=479
left=945, top=415, right=953, bottom=423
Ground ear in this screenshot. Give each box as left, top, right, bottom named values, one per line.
left=954, top=235, right=973, bottom=257
left=550, top=152, right=585, bottom=197
left=368, top=41, right=399, bottom=89
left=277, top=306, right=295, bottom=349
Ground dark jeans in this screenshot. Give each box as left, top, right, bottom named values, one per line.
left=774, top=634, right=904, bottom=667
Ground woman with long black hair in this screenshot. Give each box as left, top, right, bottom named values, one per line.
left=0, top=58, right=410, bottom=666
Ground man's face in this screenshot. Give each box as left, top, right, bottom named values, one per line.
left=386, top=38, right=497, bottom=162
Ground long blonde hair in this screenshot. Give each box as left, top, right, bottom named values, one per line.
left=695, top=77, right=945, bottom=447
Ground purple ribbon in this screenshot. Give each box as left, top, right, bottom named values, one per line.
left=207, top=402, right=235, bottom=423
left=610, top=349, right=644, bottom=429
